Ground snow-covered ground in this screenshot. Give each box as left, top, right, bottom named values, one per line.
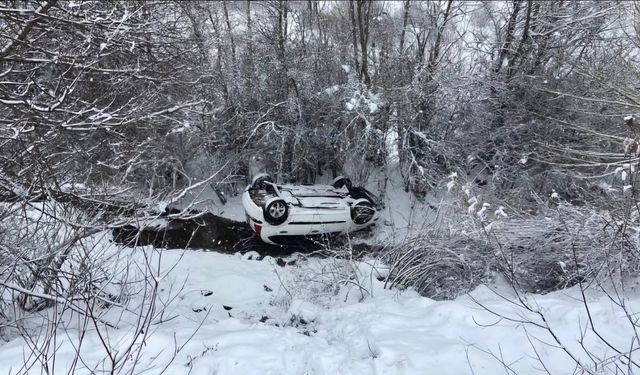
left=1, top=241, right=639, bottom=374
left=2, top=169, right=636, bottom=374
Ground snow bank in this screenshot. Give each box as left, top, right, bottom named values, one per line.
left=1, top=245, right=639, bottom=374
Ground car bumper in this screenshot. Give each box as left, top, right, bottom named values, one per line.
left=247, top=214, right=378, bottom=245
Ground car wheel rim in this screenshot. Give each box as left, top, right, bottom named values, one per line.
left=353, top=205, right=374, bottom=224
left=269, top=202, right=286, bottom=218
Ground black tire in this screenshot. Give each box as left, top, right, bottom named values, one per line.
left=351, top=199, right=375, bottom=225
left=263, top=198, right=288, bottom=225
left=349, top=186, right=380, bottom=207
left=332, top=176, right=352, bottom=190
left=251, top=174, right=273, bottom=190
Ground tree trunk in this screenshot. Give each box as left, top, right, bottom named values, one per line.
left=222, top=1, right=237, bottom=66
left=356, top=0, right=372, bottom=87
left=399, top=0, right=411, bottom=55
left=207, top=7, right=233, bottom=107
left=0, top=0, right=56, bottom=60
left=244, top=0, right=255, bottom=108
left=494, top=0, right=523, bottom=75
left=349, top=1, right=361, bottom=77
left=276, top=0, right=294, bottom=181
left=426, top=0, right=454, bottom=74
left=508, top=0, right=533, bottom=78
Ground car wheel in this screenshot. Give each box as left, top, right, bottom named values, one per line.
left=351, top=199, right=375, bottom=225
left=332, top=176, right=352, bottom=190
left=263, top=198, right=288, bottom=225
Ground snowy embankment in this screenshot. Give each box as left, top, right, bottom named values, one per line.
left=1, top=242, right=638, bottom=374
left=1, top=169, right=637, bottom=374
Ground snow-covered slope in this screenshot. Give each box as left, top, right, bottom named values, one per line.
left=1, top=244, right=638, bottom=374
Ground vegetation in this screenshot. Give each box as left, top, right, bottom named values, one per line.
left=2, top=1, right=640, bottom=373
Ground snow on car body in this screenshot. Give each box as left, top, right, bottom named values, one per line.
left=242, top=174, right=379, bottom=245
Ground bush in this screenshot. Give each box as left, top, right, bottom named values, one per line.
left=489, top=204, right=640, bottom=293
left=381, top=202, right=640, bottom=298
left=383, top=234, right=495, bottom=300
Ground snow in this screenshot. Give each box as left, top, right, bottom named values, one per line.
left=446, top=179, right=456, bottom=192
left=346, top=101, right=355, bottom=111
left=1, top=244, right=639, bottom=374
left=169, top=122, right=191, bottom=134
left=59, top=182, right=87, bottom=193
left=476, top=202, right=490, bottom=219
left=368, top=101, right=378, bottom=113
left=324, top=85, right=340, bottom=95
left=344, top=90, right=381, bottom=114
left=3, top=144, right=637, bottom=374
left=167, top=181, right=246, bottom=222
left=494, top=206, right=507, bottom=218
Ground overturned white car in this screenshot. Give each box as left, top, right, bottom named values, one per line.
left=242, top=174, right=380, bottom=245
